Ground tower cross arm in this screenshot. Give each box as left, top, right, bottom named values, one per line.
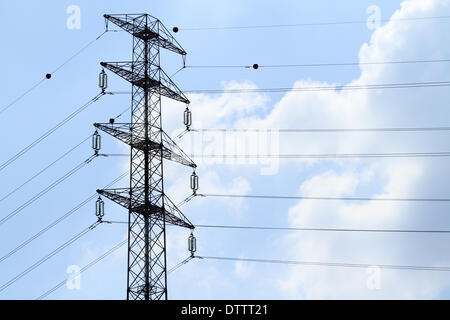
left=97, top=188, right=194, bottom=229
left=104, top=14, right=187, bottom=55
left=100, top=62, right=190, bottom=104
left=93, top=124, right=196, bottom=168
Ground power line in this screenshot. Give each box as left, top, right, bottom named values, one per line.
left=198, top=193, right=450, bottom=202
left=0, top=221, right=102, bottom=293
left=108, top=79, right=450, bottom=97
left=175, top=15, right=450, bottom=31
left=185, top=58, right=450, bottom=70
left=113, top=106, right=131, bottom=121
left=36, top=238, right=128, bottom=300
left=107, top=151, right=450, bottom=159
left=0, top=171, right=128, bottom=264
left=36, top=247, right=192, bottom=300
left=171, top=66, right=187, bottom=78
left=259, top=59, right=450, bottom=68
left=0, top=135, right=91, bottom=204
left=0, top=31, right=108, bottom=117
left=0, top=154, right=100, bottom=227
left=168, top=256, right=194, bottom=273
left=187, top=126, right=450, bottom=133
left=49, top=31, right=108, bottom=75
left=194, top=224, right=450, bottom=234
left=109, top=151, right=450, bottom=159
left=98, top=154, right=132, bottom=158
left=107, top=221, right=450, bottom=234
left=184, top=80, right=450, bottom=94
left=0, top=197, right=94, bottom=266
left=0, top=92, right=106, bottom=174
left=197, top=255, right=450, bottom=272
left=185, top=65, right=254, bottom=69
left=193, top=151, right=450, bottom=159
left=0, top=78, right=46, bottom=117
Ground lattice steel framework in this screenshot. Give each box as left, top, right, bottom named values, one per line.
left=95, top=14, right=195, bottom=300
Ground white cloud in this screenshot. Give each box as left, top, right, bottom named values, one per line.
left=270, top=0, right=450, bottom=299
left=234, top=255, right=255, bottom=279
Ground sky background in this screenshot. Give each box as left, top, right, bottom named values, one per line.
left=1, top=0, right=450, bottom=299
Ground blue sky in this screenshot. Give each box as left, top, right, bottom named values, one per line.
left=1, top=0, right=450, bottom=299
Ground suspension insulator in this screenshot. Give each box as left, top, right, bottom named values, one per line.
left=184, top=107, right=192, bottom=130
left=95, top=197, right=104, bottom=219
left=92, top=130, right=101, bottom=153
left=99, top=69, right=108, bottom=91
left=188, top=233, right=196, bottom=256
left=190, top=172, right=198, bottom=194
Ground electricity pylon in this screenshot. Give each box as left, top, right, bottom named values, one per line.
left=95, top=14, right=196, bottom=300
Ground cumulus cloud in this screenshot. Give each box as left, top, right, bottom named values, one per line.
left=271, top=0, right=450, bottom=299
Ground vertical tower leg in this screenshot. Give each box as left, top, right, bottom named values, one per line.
left=127, top=32, right=167, bottom=300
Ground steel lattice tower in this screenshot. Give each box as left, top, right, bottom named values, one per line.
left=94, top=14, right=196, bottom=300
